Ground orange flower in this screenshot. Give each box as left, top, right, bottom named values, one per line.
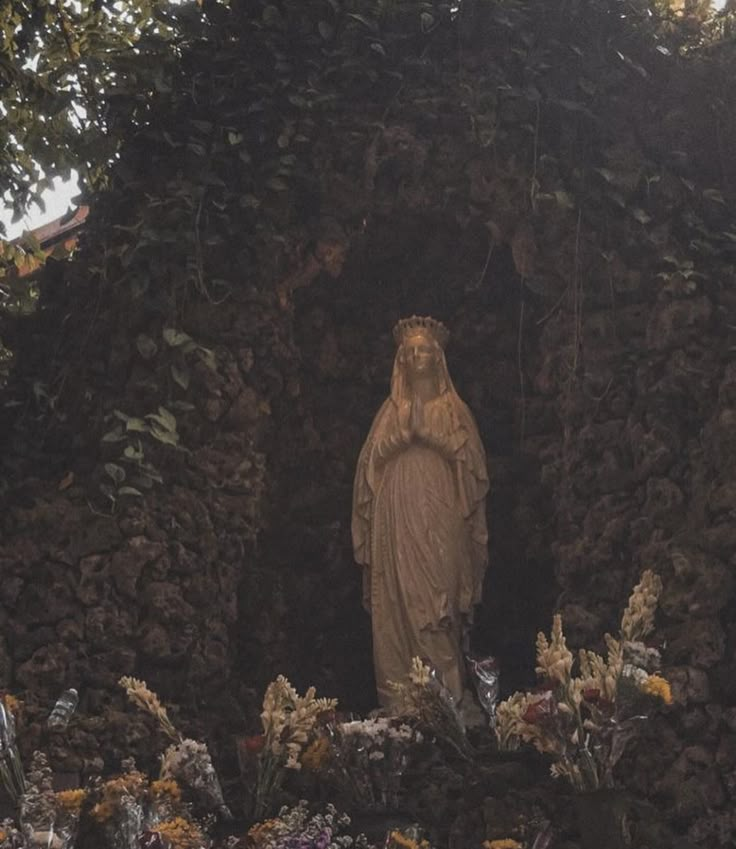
left=641, top=675, right=673, bottom=705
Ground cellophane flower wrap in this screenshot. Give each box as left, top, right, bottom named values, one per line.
left=327, top=718, right=421, bottom=812
left=389, top=659, right=472, bottom=761
left=0, top=696, right=24, bottom=805
left=496, top=570, right=672, bottom=791
left=90, top=766, right=147, bottom=849
left=160, top=738, right=229, bottom=819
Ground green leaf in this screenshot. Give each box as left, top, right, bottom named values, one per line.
left=594, top=168, right=616, bottom=183
left=136, top=333, right=158, bottom=360
left=104, top=463, right=126, bottom=483
left=171, top=363, right=190, bottom=390
left=346, top=12, right=378, bottom=31
left=703, top=188, right=725, bottom=204
left=163, top=327, right=192, bottom=347
left=123, top=443, right=144, bottom=461
left=146, top=406, right=177, bottom=433
left=102, top=425, right=124, bottom=442
left=197, top=346, right=217, bottom=370
left=149, top=424, right=179, bottom=446
left=554, top=190, right=576, bottom=209
left=125, top=418, right=148, bottom=433
left=631, top=208, right=652, bottom=225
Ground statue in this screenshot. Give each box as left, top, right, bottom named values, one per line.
left=352, top=316, right=489, bottom=708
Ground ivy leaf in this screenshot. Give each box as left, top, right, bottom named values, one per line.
left=171, top=363, right=190, bottom=390
left=631, top=208, right=652, bottom=225
left=136, top=333, right=158, bottom=360
left=102, top=424, right=125, bottom=442
left=163, top=327, right=192, bottom=347
left=104, top=463, right=126, bottom=483
left=149, top=424, right=179, bottom=446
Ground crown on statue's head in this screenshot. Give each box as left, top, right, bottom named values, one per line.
left=393, top=315, right=450, bottom=350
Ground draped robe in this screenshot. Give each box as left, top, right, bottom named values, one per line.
left=352, top=361, right=489, bottom=708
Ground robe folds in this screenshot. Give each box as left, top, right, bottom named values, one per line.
left=352, top=390, right=488, bottom=707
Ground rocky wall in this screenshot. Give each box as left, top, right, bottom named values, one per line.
left=0, top=281, right=291, bottom=784
left=537, top=263, right=736, bottom=843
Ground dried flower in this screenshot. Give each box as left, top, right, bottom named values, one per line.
left=300, top=737, right=331, bottom=773
left=498, top=571, right=668, bottom=794
left=535, top=616, right=573, bottom=685
left=389, top=659, right=471, bottom=760
left=155, top=816, right=206, bottom=849
left=2, top=696, right=20, bottom=716
left=387, top=830, right=430, bottom=849
left=620, top=570, right=662, bottom=643
left=640, top=675, right=672, bottom=705
left=119, top=677, right=181, bottom=743
left=55, top=788, right=87, bottom=814
left=161, top=738, right=229, bottom=817
left=408, top=657, right=432, bottom=687
left=91, top=771, right=147, bottom=821
left=261, top=676, right=338, bottom=768
left=150, top=779, right=182, bottom=802
left=252, top=678, right=338, bottom=819
left=483, top=841, right=523, bottom=849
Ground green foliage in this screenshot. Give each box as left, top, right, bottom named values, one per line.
left=0, top=0, right=181, bottom=233
left=3, top=0, right=736, bottom=497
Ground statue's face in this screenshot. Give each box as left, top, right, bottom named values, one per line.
left=404, top=332, right=437, bottom=379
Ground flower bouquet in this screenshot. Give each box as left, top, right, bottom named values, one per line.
left=90, top=765, right=147, bottom=849
left=246, top=676, right=337, bottom=821
left=119, top=677, right=231, bottom=820
left=495, top=570, right=671, bottom=793
left=0, top=696, right=25, bottom=804
left=388, top=659, right=472, bottom=761
left=327, top=718, right=421, bottom=813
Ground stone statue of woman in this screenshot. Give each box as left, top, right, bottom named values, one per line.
left=352, top=316, right=489, bottom=708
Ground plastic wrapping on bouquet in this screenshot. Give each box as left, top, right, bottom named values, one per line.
left=467, top=655, right=500, bottom=727
left=47, top=689, right=79, bottom=730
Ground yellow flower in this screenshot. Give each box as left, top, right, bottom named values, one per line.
left=91, top=801, right=115, bottom=823
left=3, top=695, right=21, bottom=714
left=0, top=830, right=6, bottom=842
left=484, top=840, right=523, bottom=849
left=247, top=819, right=279, bottom=847
left=641, top=675, right=673, bottom=705
left=155, top=816, right=204, bottom=849
left=301, top=736, right=331, bottom=772
left=91, top=771, right=148, bottom=821
left=150, top=779, right=182, bottom=802
left=387, top=831, right=429, bottom=849
left=55, top=789, right=87, bottom=813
